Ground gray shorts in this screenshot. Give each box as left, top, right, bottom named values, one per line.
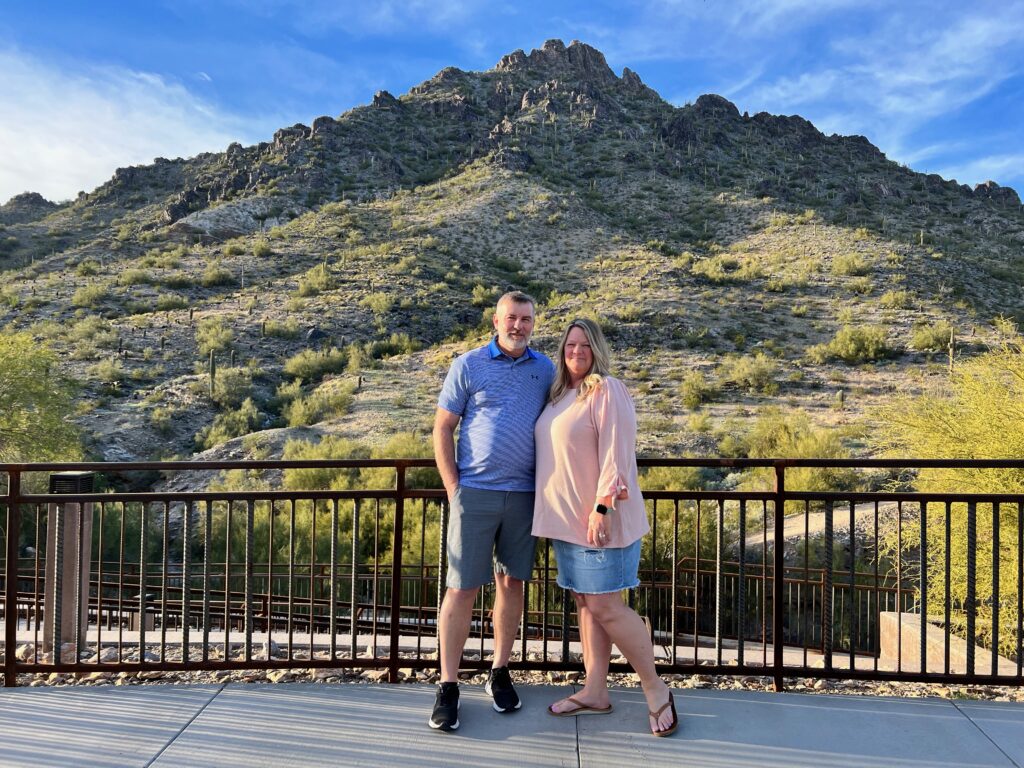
left=446, top=486, right=537, bottom=589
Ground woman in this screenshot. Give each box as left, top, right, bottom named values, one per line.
left=533, top=318, right=677, bottom=737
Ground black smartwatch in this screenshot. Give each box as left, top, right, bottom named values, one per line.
left=593, top=503, right=610, bottom=515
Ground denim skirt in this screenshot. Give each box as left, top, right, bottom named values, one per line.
left=551, top=539, right=641, bottom=594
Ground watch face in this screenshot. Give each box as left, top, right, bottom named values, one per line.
left=594, top=504, right=609, bottom=515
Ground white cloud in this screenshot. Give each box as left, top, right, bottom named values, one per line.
left=0, top=48, right=261, bottom=203
left=934, top=153, right=1024, bottom=189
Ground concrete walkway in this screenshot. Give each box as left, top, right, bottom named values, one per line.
left=1, top=682, right=1023, bottom=768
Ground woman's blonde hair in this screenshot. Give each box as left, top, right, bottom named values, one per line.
left=549, top=317, right=612, bottom=403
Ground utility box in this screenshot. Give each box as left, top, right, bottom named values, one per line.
left=43, top=472, right=96, bottom=657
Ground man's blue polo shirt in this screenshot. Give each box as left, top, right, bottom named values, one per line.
left=437, top=337, right=555, bottom=492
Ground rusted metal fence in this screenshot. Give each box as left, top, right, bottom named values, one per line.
left=3, top=458, right=1024, bottom=689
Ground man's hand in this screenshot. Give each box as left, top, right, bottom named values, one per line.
left=433, top=407, right=462, bottom=503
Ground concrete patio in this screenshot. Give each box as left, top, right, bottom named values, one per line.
left=2, top=682, right=1023, bottom=767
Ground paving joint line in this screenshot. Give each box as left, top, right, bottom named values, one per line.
left=143, top=683, right=227, bottom=768
left=951, top=698, right=1021, bottom=768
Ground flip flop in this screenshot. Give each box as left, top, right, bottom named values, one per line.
left=649, top=691, right=678, bottom=737
left=547, top=696, right=614, bottom=717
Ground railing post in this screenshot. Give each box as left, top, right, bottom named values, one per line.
left=388, top=463, right=406, bottom=683
left=4, top=468, right=21, bottom=687
left=965, top=501, right=976, bottom=676
left=42, top=472, right=96, bottom=660
left=772, top=463, right=786, bottom=692
left=822, top=500, right=834, bottom=670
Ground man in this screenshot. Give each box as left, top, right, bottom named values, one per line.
left=429, top=290, right=555, bottom=731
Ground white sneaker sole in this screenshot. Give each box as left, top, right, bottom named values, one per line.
left=428, top=699, right=460, bottom=731
left=485, top=680, right=522, bottom=712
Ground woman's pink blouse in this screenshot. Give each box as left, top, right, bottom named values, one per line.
left=532, top=376, right=649, bottom=548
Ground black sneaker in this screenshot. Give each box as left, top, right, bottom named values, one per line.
left=485, top=666, right=521, bottom=713
left=429, top=682, right=460, bottom=731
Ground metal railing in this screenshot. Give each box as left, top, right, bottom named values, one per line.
left=3, top=458, right=1024, bottom=689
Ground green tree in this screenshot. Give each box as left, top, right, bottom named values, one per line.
left=874, top=343, right=1024, bottom=657
left=0, top=332, right=81, bottom=460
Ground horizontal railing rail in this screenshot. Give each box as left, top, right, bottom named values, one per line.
left=4, top=458, right=1024, bottom=689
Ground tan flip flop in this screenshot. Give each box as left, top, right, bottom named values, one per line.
left=547, top=696, right=614, bottom=717
left=649, top=691, right=679, bottom=737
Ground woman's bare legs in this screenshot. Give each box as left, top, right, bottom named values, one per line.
left=581, top=593, right=674, bottom=732
left=549, top=593, right=611, bottom=712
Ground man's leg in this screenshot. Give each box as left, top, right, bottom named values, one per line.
left=438, top=586, right=480, bottom=682
left=492, top=572, right=524, bottom=668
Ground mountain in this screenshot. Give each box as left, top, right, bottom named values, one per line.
left=1, top=39, right=1022, bottom=469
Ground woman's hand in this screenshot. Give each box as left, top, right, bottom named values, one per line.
left=587, top=509, right=609, bottom=548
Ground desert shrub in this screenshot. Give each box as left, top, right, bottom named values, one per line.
left=680, top=370, right=717, bottom=410
left=722, top=408, right=859, bottom=497
left=993, top=315, right=1019, bottom=340
left=283, top=379, right=357, bottom=426
left=195, top=317, right=234, bottom=355
left=161, top=271, right=194, bottom=289
left=150, top=407, right=174, bottom=435
left=253, top=238, right=272, bottom=258
left=365, top=332, right=420, bottom=359
left=848, top=277, right=873, bottom=295
left=86, top=358, right=126, bottom=386
left=909, top=320, right=953, bottom=352
left=211, top=366, right=254, bottom=409
left=196, top=398, right=261, bottom=449
left=639, top=465, right=705, bottom=491
left=719, top=353, right=778, bottom=395
left=156, top=293, right=189, bottom=311
left=879, top=290, right=911, bottom=309
left=282, top=347, right=347, bottom=380
left=75, top=259, right=101, bottom=277
left=691, top=254, right=763, bottom=283
left=471, top=284, right=498, bottom=307
left=296, top=264, right=333, bottom=297
left=264, top=318, right=300, bottom=338
left=201, top=261, right=233, bottom=287
left=118, top=269, right=155, bottom=286
left=360, top=292, right=393, bottom=315
left=282, top=435, right=371, bottom=490
left=72, top=282, right=110, bottom=308
left=807, top=325, right=890, bottom=364
left=69, top=316, right=117, bottom=347
left=832, top=254, right=870, bottom=276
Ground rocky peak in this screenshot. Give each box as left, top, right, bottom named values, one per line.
left=620, top=66, right=657, bottom=98
left=372, top=90, right=400, bottom=108
left=973, top=180, right=1022, bottom=206
left=0, top=191, right=60, bottom=225
left=693, top=94, right=741, bottom=120
left=494, top=39, right=617, bottom=86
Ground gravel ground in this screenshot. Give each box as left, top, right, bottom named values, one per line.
left=7, top=643, right=1023, bottom=702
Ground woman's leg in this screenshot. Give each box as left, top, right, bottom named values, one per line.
left=549, top=593, right=612, bottom=712
left=584, top=593, right=674, bottom=732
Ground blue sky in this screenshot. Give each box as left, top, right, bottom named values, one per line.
left=2, top=0, right=1022, bottom=203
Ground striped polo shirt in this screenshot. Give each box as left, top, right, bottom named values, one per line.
left=437, top=337, right=555, bottom=492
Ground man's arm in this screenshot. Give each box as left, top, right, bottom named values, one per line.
left=433, top=407, right=462, bottom=500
